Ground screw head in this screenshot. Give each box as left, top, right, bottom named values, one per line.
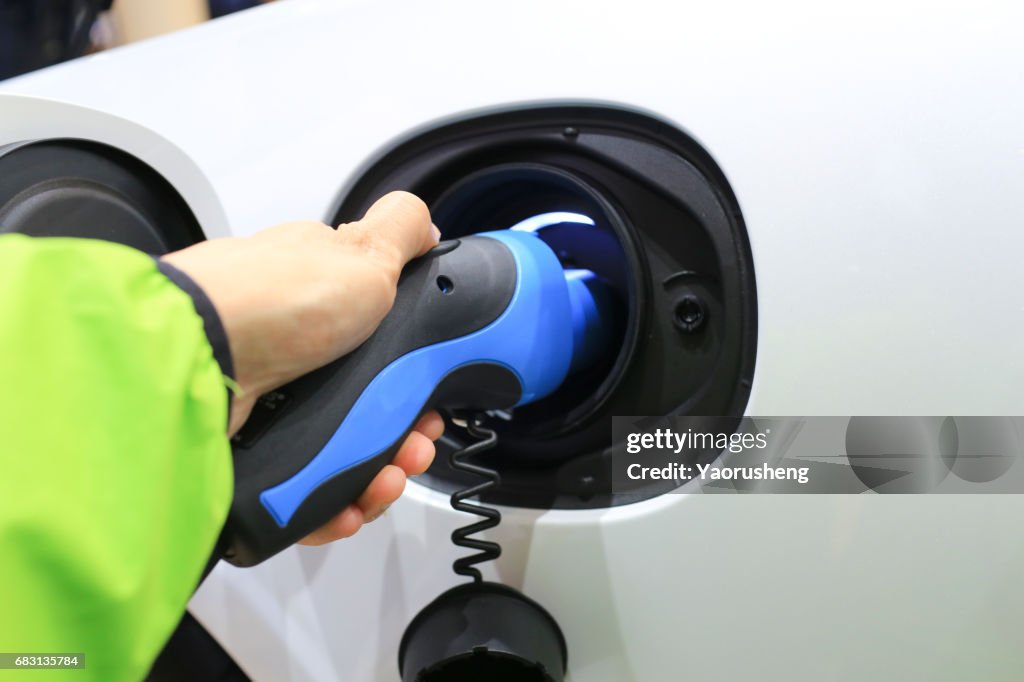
left=673, top=295, right=706, bottom=332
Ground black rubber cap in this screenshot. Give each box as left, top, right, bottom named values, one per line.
left=399, top=582, right=567, bottom=682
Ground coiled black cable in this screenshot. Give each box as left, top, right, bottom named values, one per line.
left=449, top=416, right=502, bottom=582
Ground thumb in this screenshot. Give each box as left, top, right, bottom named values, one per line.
left=347, top=191, right=439, bottom=267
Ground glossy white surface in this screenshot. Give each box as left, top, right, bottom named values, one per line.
left=0, top=94, right=229, bottom=240
left=4, top=1, right=1023, bottom=680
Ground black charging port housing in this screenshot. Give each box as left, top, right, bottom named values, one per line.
left=329, top=102, right=758, bottom=509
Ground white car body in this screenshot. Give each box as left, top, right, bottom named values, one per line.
left=3, top=1, right=1023, bottom=680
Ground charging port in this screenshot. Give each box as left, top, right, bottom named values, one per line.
left=329, top=103, right=758, bottom=509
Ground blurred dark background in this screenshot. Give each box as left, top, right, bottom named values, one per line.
left=0, top=0, right=272, bottom=81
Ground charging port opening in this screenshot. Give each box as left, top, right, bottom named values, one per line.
left=329, top=103, right=757, bottom=509
left=431, top=164, right=639, bottom=453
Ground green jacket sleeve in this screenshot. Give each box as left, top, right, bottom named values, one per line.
left=0, top=234, right=233, bottom=681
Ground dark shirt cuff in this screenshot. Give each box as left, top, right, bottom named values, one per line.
left=155, top=259, right=236, bottom=419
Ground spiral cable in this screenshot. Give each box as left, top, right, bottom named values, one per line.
left=448, top=416, right=502, bottom=582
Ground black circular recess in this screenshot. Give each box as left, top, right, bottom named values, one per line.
left=399, top=582, right=567, bottom=682
left=0, top=139, right=205, bottom=254
left=329, top=103, right=758, bottom=509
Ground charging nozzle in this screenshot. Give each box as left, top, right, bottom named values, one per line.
left=563, top=268, right=616, bottom=375
left=508, top=212, right=617, bottom=377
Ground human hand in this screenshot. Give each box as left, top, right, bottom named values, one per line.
left=162, top=191, right=443, bottom=542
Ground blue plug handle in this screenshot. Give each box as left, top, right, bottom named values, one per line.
left=258, top=231, right=576, bottom=527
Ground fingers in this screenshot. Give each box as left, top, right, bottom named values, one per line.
left=356, top=464, right=406, bottom=522
left=298, top=465, right=407, bottom=545
left=414, top=410, right=445, bottom=441
left=346, top=191, right=439, bottom=268
left=298, top=504, right=363, bottom=545
left=392, top=411, right=443, bottom=475
left=297, top=414, right=445, bottom=546
left=391, top=431, right=436, bottom=476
